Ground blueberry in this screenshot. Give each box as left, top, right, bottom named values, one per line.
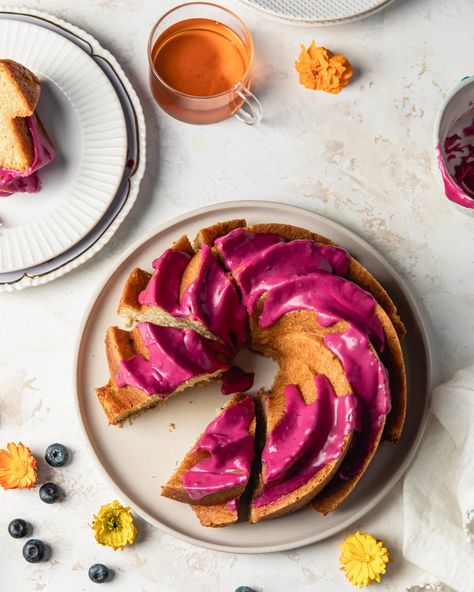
left=235, top=588, right=257, bottom=592
left=88, top=564, right=110, bottom=584
left=22, top=539, right=45, bottom=563
left=45, top=443, right=69, bottom=467
left=8, top=518, right=28, bottom=539
left=39, top=482, right=60, bottom=504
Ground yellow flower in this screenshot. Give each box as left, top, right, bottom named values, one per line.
left=91, top=500, right=137, bottom=550
left=339, top=531, right=390, bottom=588
left=0, top=442, right=37, bottom=490
left=295, top=40, right=352, bottom=94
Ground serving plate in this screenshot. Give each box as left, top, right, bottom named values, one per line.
left=0, top=7, right=146, bottom=291
left=75, top=201, right=431, bottom=553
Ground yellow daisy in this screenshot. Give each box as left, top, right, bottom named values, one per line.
left=91, top=500, right=137, bottom=550
left=295, top=40, right=352, bottom=94
left=0, top=442, right=37, bottom=490
left=339, top=531, right=390, bottom=588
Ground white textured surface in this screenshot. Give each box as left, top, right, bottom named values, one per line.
left=0, top=18, right=127, bottom=272
left=0, top=0, right=474, bottom=591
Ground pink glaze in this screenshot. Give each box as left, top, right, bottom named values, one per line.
left=235, top=240, right=350, bottom=312
left=138, top=244, right=248, bottom=351
left=180, top=245, right=248, bottom=351
left=0, top=114, right=55, bottom=197
left=436, top=110, right=474, bottom=209
left=259, top=272, right=385, bottom=352
left=214, top=227, right=284, bottom=270
left=226, top=498, right=239, bottom=511
left=138, top=249, right=191, bottom=313
left=182, top=396, right=255, bottom=500
left=323, top=324, right=391, bottom=479
left=220, top=366, right=255, bottom=395
left=253, top=376, right=357, bottom=508
left=115, top=323, right=228, bottom=396
left=262, top=384, right=319, bottom=484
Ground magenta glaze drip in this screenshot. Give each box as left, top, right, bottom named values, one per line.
left=226, top=498, right=239, bottom=511
left=220, top=366, right=255, bottom=395
left=259, top=272, right=385, bottom=352
left=262, top=384, right=319, bottom=484
left=182, top=396, right=255, bottom=500
left=214, top=227, right=284, bottom=270
left=323, top=324, right=391, bottom=480
left=138, top=249, right=191, bottom=313
left=253, top=376, right=357, bottom=508
left=115, top=323, right=228, bottom=396
left=235, top=240, right=350, bottom=313
left=137, top=244, right=248, bottom=351
left=0, top=114, right=55, bottom=196
left=180, top=245, right=248, bottom=350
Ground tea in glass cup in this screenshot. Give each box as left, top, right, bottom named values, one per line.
left=148, top=3, right=262, bottom=125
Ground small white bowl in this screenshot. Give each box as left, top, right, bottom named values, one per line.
left=433, top=75, right=474, bottom=217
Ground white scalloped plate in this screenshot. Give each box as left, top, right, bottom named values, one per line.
left=239, top=0, right=395, bottom=25
left=75, top=201, right=432, bottom=554
left=0, top=17, right=127, bottom=273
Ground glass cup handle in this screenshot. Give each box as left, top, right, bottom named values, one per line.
left=234, top=85, right=263, bottom=125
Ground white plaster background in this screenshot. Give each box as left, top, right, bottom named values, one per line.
left=0, top=0, right=473, bottom=590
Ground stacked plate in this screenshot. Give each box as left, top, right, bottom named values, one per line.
left=0, top=8, right=146, bottom=292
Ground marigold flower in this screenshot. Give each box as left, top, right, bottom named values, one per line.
left=91, top=500, right=137, bottom=550
left=339, top=531, right=390, bottom=588
left=295, top=41, right=352, bottom=94
left=0, top=442, right=37, bottom=490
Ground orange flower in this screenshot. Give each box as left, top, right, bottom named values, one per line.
left=295, top=41, right=352, bottom=94
left=0, top=442, right=37, bottom=490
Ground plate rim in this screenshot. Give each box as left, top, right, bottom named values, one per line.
left=237, top=0, right=396, bottom=26
left=0, top=6, right=146, bottom=291
left=74, top=200, right=433, bottom=554
left=0, top=17, right=128, bottom=273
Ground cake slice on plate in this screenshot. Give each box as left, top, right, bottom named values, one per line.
left=95, top=323, right=230, bottom=425
left=0, top=59, right=55, bottom=196
left=162, top=395, right=255, bottom=511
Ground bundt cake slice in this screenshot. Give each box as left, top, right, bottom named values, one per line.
left=96, top=323, right=229, bottom=424
left=250, top=371, right=356, bottom=523
left=162, top=395, right=255, bottom=508
left=118, top=234, right=248, bottom=353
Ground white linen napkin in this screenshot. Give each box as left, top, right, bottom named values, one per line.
left=403, top=364, right=474, bottom=591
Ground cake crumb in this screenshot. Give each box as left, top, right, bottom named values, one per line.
left=124, top=317, right=133, bottom=328
left=168, top=422, right=176, bottom=432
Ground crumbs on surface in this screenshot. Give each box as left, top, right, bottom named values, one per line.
left=168, top=423, right=176, bottom=432
left=295, top=40, right=352, bottom=94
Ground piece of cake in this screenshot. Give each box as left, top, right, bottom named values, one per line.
left=119, top=236, right=248, bottom=353
left=162, top=395, right=255, bottom=507
left=0, top=59, right=55, bottom=196
left=95, top=323, right=230, bottom=425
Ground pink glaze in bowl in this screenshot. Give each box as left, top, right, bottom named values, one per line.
left=434, top=75, right=474, bottom=216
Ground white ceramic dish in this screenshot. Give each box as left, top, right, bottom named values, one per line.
left=0, top=7, right=146, bottom=291
left=0, top=17, right=127, bottom=273
left=75, top=201, right=431, bottom=554
left=238, top=0, right=395, bottom=26
left=433, top=75, right=474, bottom=217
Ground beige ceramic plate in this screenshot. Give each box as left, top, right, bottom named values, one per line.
left=75, top=201, right=431, bottom=553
